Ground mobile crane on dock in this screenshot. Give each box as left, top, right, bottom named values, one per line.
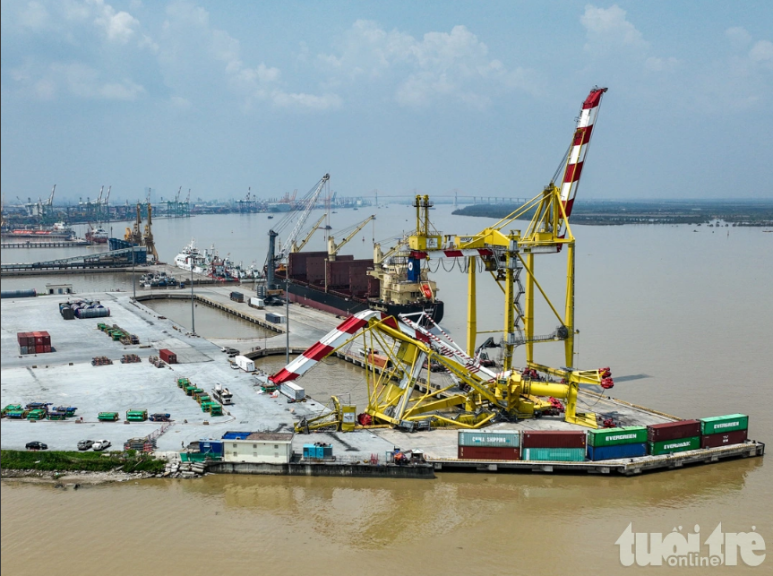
left=273, top=87, right=613, bottom=430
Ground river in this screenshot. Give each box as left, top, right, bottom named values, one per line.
left=2, top=206, right=771, bottom=574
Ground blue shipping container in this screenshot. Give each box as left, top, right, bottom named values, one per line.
left=587, top=442, right=648, bottom=461
left=321, top=445, right=333, bottom=458
left=303, top=444, right=316, bottom=459
left=199, top=440, right=224, bottom=455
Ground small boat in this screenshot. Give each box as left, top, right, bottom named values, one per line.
left=268, top=215, right=274, bottom=219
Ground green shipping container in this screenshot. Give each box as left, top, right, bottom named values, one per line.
left=587, top=426, right=648, bottom=447
left=522, top=448, right=586, bottom=462
left=649, top=436, right=701, bottom=455
left=700, top=414, right=748, bottom=435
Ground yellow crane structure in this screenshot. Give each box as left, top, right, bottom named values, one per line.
left=290, top=213, right=327, bottom=253
left=274, top=87, right=612, bottom=430
left=143, top=202, right=159, bottom=261
left=326, top=215, right=375, bottom=261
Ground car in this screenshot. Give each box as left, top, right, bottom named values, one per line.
left=77, top=439, right=94, bottom=451
left=92, top=439, right=111, bottom=451
left=25, top=441, right=48, bottom=450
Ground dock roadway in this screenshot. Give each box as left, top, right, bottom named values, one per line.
left=0, top=291, right=393, bottom=460
left=1, top=289, right=764, bottom=476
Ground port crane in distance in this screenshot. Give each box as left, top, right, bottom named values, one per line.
left=272, top=87, right=613, bottom=430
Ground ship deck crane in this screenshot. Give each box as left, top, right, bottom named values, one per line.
left=327, top=215, right=375, bottom=261
left=266, top=174, right=330, bottom=290
left=291, top=213, right=327, bottom=253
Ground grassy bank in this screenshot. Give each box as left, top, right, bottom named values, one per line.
left=1, top=450, right=165, bottom=474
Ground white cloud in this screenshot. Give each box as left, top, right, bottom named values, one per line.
left=581, top=4, right=648, bottom=53
left=18, top=1, right=50, bottom=30
left=316, top=20, right=536, bottom=108
left=725, top=26, right=752, bottom=50
left=645, top=56, right=679, bottom=72
left=11, top=60, right=145, bottom=101
left=749, top=40, right=773, bottom=69
left=158, top=1, right=336, bottom=112
left=89, top=0, right=139, bottom=44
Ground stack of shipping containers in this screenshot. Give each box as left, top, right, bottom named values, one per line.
left=457, top=430, right=521, bottom=460
left=699, top=414, right=749, bottom=448
left=647, top=420, right=702, bottom=455
left=586, top=426, right=648, bottom=461
left=16, top=331, right=52, bottom=354
left=521, top=430, right=586, bottom=462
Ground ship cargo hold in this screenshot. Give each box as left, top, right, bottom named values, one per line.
left=280, top=250, right=444, bottom=323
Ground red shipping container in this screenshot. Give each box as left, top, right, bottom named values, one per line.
left=159, top=349, right=177, bottom=364
left=41, top=331, right=51, bottom=345
left=20, top=332, right=32, bottom=346
left=35, top=344, right=44, bottom=354
left=16, top=332, right=24, bottom=344
left=701, top=429, right=748, bottom=449
left=34, top=331, right=44, bottom=345
left=522, top=430, right=586, bottom=448
left=43, top=345, right=51, bottom=353
left=648, top=420, right=701, bottom=442
left=458, top=446, right=521, bottom=460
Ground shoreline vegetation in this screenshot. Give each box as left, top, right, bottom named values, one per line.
left=452, top=200, right=773, bottom=227
left=1, top=449, right=165, bottom=476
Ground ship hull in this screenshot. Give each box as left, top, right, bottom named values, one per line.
left=285, top=280, right=444, bottom=324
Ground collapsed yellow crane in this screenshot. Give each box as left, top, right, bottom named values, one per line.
left=272, top=87, right=613, bottom=430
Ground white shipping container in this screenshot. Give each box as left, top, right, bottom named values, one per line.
left=280, top=381, right=305, bottom=401
left=234, top=355, right=256, bottom=372
left=249, top=297, right=265, bottom=309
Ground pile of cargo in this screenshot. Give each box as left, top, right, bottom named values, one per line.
left=97, top=323, right=139, bottom=345
left=230, top=291, right=244, bottom=303
left=149, top=413, right=171, bottom=422
left=648, top=420, right=701, bottom=455
left=52, top=406, right=78, bottom=417
left=120, top=354, right=141, bottom=364
left=126, top=409, right=148, bottom=422
left=457, top=430, right=520, bottom=460
left=91, top=356, right=113, bottom=366
left=148, top=355, right=165, bottom=368
left=124, top=437, right=157, bottom=453
left=2, top=288, right=37, bottom=299
left=587, top=426, right=648, bottom=461
left=455, top=414, right=751, bottom=463
left=700, top=414, right=748, bottom=448
left=17, top=331, right=52, bottom=355
left=2, top=404, right=25, bottom=418
left=177, top=377, right=222, bottom=416
left=64, top=299, right=110, bottom=319
left=98, top=412, right=120, bottom=422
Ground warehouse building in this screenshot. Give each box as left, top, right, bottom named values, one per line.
left=222, top=432, right=294, bottom=464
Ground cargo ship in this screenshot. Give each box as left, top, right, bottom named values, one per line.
left=276, top=244, right=443, bottom=322
left=1, top=222, right=75, bottom=240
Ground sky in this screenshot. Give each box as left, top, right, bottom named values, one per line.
left=1, top=0, right=771, bottom=204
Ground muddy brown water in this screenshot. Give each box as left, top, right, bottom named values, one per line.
left=3, top=210, right=771, bottom=574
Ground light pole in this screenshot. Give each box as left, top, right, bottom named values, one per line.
left=132, top=247, right=136, bottom=298
left=285, top=277, right=290, bottom=364
left=190, top=260, right=195, bottom=335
